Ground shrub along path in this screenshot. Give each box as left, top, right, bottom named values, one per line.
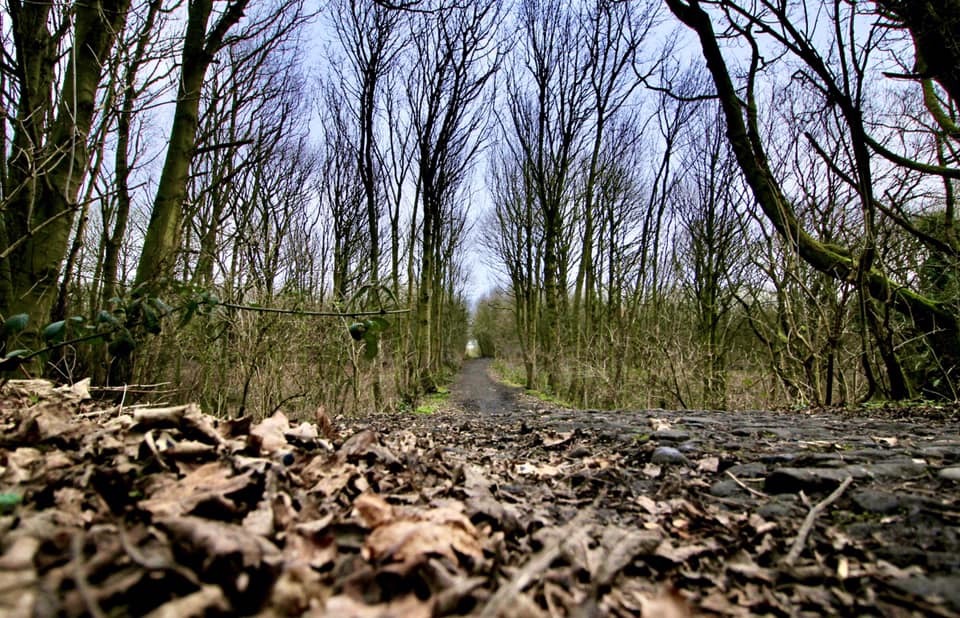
left=0, top=362, right=958, bottom=616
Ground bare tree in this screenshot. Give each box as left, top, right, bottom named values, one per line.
left=406, top=0, right=500, bottom=391
left=664, top=0, right=960, bottom=398
left=504, top=0, right=590, bottom=392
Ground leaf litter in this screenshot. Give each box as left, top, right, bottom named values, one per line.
left=0, top=374, right=958, bottom=616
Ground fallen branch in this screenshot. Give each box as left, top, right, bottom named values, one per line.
left=783, top=476, right=854, bottom=567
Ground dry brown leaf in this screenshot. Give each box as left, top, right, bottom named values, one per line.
left=284, top=531, right=338, bottom=570
left=353, top=493, right=395, bottom=528
left=268, top=563, right=330, bottom=615
left=315, top=406, right=338, bottom=440
left=140, top=462, right=254, bottom=518
left=363, top=508, right=484, bottom=574
left=243, top=497, right=275, bottom=537
left=697, top=456, right=720, bottom=473
left=593, top=526, right=663, bottom=585
left=639, top=589, right=694, bottom=618
left=250, top=411, right=292, bottom=454
left=312, top=593, right=433, bottom=618
left=306, top=462, right=357, bottom=497
left=653, top=539, right=714, bottom=564
left=515, top=462, right=563, bottom=478
left=542, top=431, right=574, bottom=450
left=142, top=585, right=228, bottom=618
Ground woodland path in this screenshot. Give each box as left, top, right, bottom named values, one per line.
left=350, top=358, right=960, bottom=615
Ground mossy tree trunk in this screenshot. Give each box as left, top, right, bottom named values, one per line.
left=1, top=0, right=130, bottom=320
left=134, top=0, right=249, bottom=293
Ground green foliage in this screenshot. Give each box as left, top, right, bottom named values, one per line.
left=347, top=316, right=391, bottom=360
left=2, top=314, right=29, bottom=336
left=413, top=388, right=449, bottom=414
left=0, top=493, right=21, bottom=514
left=0, top=284, right=221, bottom=375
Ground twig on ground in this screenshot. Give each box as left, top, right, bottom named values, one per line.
left=725, top=470, right=769, bottom=498
left=72, top=532, right=106, bottom=618
left=479, top=504, right=598, bottom=618
left=783, top=476, right=854, bottom=567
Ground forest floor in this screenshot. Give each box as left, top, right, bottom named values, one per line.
left=1, top=360, right=959, bottom=616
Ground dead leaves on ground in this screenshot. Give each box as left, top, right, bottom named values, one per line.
left=0, top=381, right=954, bottom=616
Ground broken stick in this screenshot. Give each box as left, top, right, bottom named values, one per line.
left=783, top=476, right=854, bottom=567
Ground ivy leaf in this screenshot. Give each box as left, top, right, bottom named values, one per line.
left=0, top=349, right=30, bottom=372
left=41, top=320, right=66, bottom=342
left=0, top=493, right=21, bottom=514
left=366, top=317, right=390, bottom=333
left=348, top=322, right=367, bottom=341
left=142, top=303, right=161, bottom=335
left=97, top=310, right=119, bottom=327
left=150, top=297, right=173, bottom=315
left=362, top=331, right=379, bottom=360
left=2, top=314, right=29, bottom=336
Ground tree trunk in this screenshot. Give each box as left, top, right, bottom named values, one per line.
left=2, top=0, right=130, bottom=320
left=135, top=0, right=249, bottom=293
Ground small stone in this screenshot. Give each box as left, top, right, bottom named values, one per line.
left=677, top=441, right=699, bottom=454
left=760, top=453, right=797, bottom=464
left=852, top=490, right=902, bottom=514
left=867, top=460, right=927, bottom=479
left=710, top=479, right=742, bottom=497
left=651, top=446, right=689, bottom=465
left=653, top=429, right=690, bottom=442
left=727, top=462, right=767, bottom=477
left=765, top=466, right=868, bottom=494
left=757, top=496, right=801, bottom=519
left=938, top=466, right=960, bottom=481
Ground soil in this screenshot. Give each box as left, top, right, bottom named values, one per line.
left=1, top=361, right=959, bottom=616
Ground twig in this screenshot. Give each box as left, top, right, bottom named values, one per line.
left=479, top=506, right=597, bottom=618
left=90, top=382, right=172, bottom=392
left=219, top=301, right=410, bottom=318
left=71, top=532, right=107, bottom=618
left=783, top=476, right=854, bottom=567
left=725, top=470, right=769, bottom=498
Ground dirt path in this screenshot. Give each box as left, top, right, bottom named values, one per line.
left=449, top=358, right=523, bottom=415
left=372, top=359, right=960, bottom=615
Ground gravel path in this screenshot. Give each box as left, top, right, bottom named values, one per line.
left=367, top=358, right=960, bottom=614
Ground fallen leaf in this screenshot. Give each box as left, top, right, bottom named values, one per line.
left=353, top=493, right=395, bottom=528
left=141, top=463, right=255, bottom=518
left=697, top=456, right=720, bottom=473
left=314, top=593, right=432, bottom=618
left=250, top=411, right=291, bottom=455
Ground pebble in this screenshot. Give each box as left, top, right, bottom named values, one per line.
left=651, top=446, right=689, bottom=465
left=727, top=462, right=767, bottom=477
left=852, top=490, right=902, bottom=514
left=764, top=466, right=867, bottom=494
left=938, top=467, right=960, bottom=481
left=653, top=429, right=690, bottom=442
left=709, top=479, right=742, bottom=497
